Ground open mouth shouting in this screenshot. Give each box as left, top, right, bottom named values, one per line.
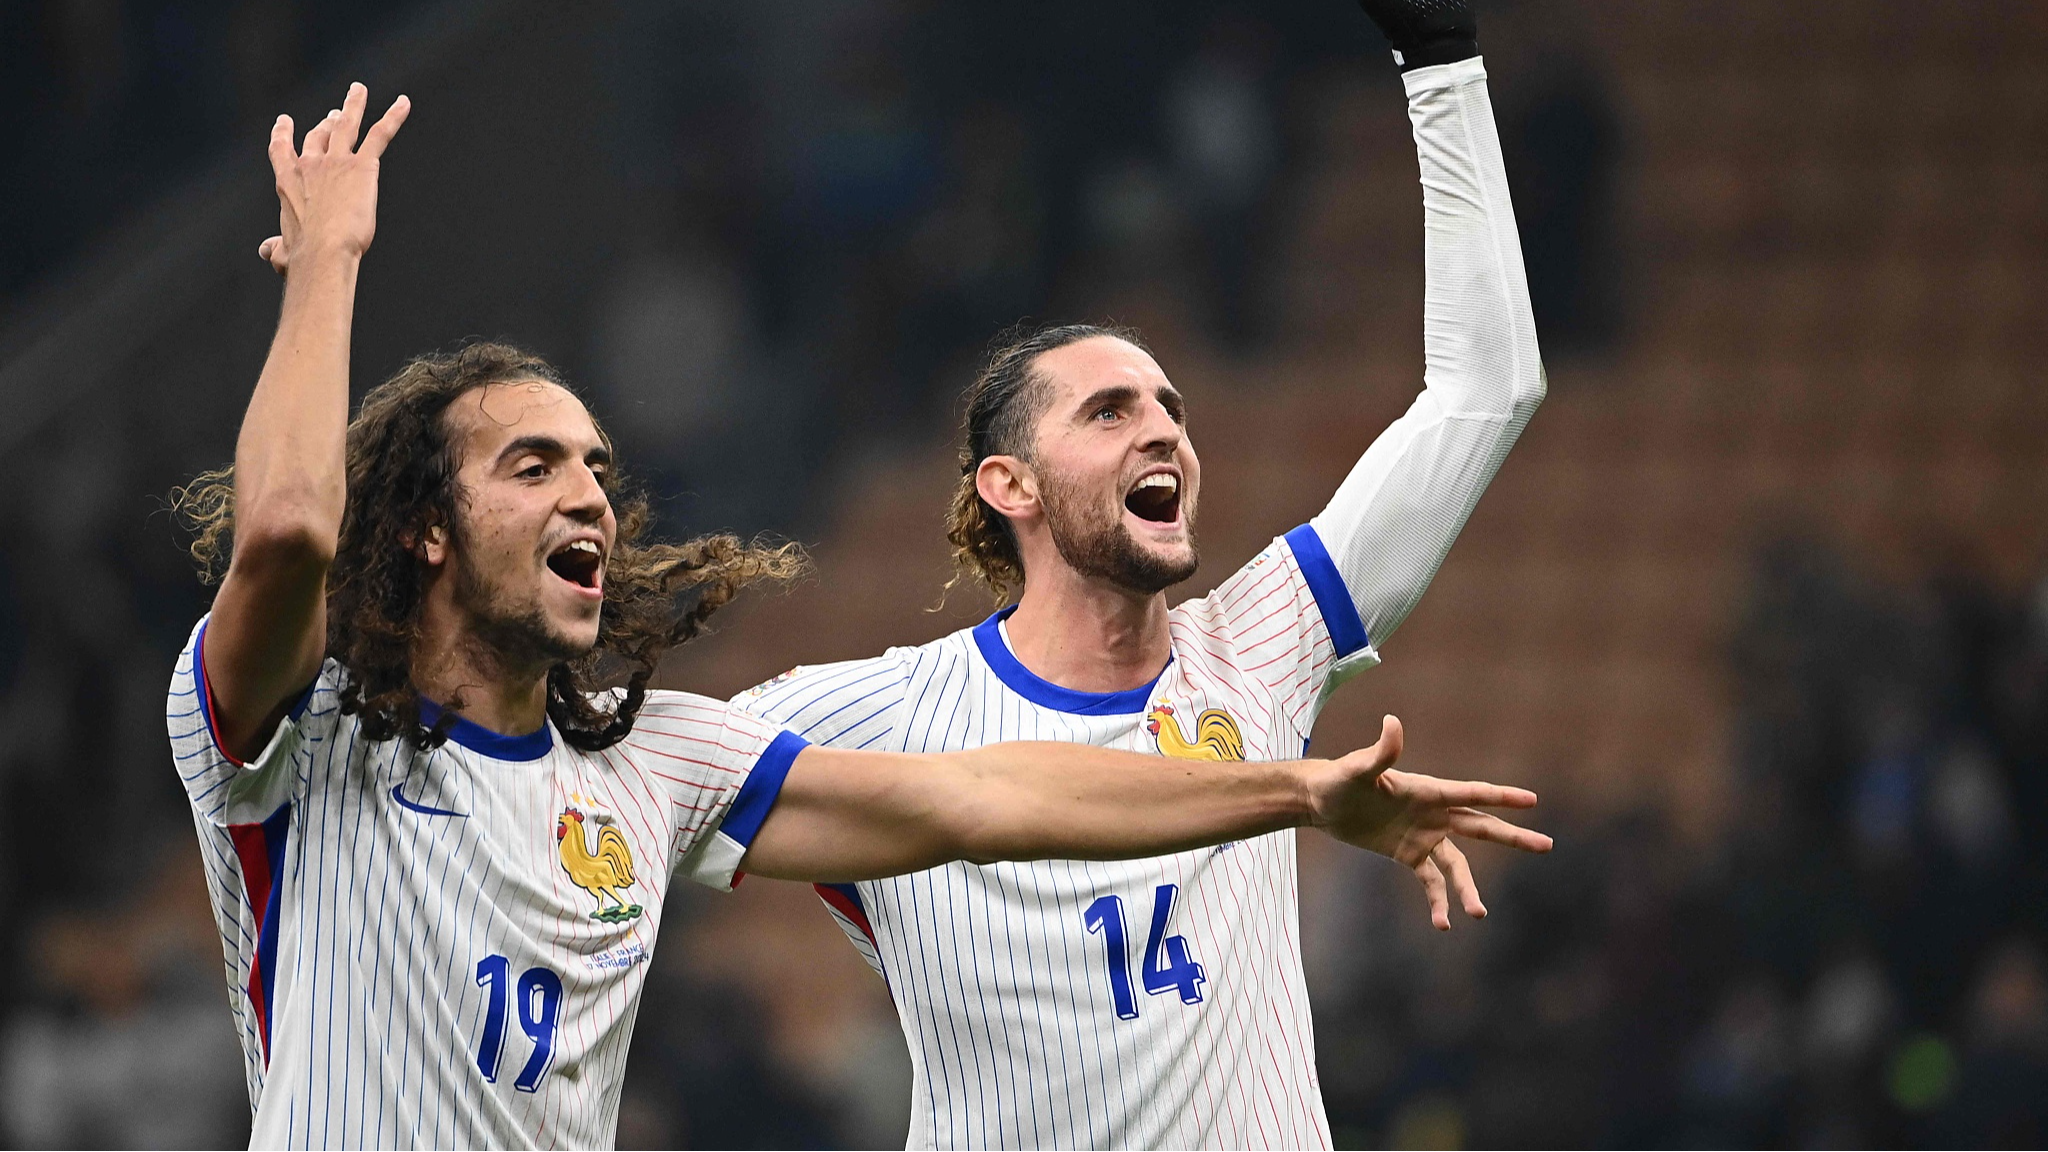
left=1124, top=469, right=1182, bottom=526
left=545, top=537, right=605, bottom=597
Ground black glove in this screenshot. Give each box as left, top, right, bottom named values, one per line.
left=1356, top=0, right=1479, bottom=71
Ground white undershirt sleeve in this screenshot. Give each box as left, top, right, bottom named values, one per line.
left=1307, top=56, right=1544, bottom=652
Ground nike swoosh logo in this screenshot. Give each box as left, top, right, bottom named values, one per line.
left=391, top=780, right=467, bottom=818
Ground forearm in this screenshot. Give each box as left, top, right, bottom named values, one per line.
left=1310, top=58, right=1543, bottom=648
left=944, top=742, right=1314, bottom=864
left=206, top=250, right=358, bottom=757
left=741, top=743, right=1318, bottom=883
left=233, top=249, right=359, bottom=549
left=1407, top=58, right=1542, bottom=423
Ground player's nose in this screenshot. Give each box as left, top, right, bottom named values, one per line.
left=1133, top=396, right=1183, bottom=455
left=560, top=462, right=609, bottom=521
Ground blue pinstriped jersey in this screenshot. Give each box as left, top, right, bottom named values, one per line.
left=737, top=526, right=1379, bottom=1150
left=737, top=55, right=1542, bottom=1152
left=168, top=615, right=803, bottom=1149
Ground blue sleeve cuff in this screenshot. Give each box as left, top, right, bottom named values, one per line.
left=1283, top=524, right=1370, bottom=658
left=720, top=730, right=809, bottom=848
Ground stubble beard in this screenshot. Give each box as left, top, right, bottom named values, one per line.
left=453, top=555, right=591, bottom=682
left=1038, top=465, right=1199, bottom=595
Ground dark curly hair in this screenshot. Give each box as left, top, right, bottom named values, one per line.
left=945, top=321, right=1150, bottom=603
left=173, top=341, right=805, bottom=751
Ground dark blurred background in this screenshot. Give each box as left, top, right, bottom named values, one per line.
left=2, top=0, right=2045, bottom=1147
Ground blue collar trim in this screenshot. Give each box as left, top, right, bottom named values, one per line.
left=971, top=606, right=1167, bottom=716
left=417, top=696, right=553, bottom=761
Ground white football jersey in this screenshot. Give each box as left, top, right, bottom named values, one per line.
left=736, top=58, right=1543, bottom=1151
left=168, top=615, right=805, bottom=1150
left=738, top=526, right=1378, bottom=1150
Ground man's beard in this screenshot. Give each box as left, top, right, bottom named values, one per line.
left=453, top=556, right=590, bottom=678
left=1039, top=465, right=1198, bottom=594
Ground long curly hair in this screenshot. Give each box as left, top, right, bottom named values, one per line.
left=173, top=341, right=806, bottom=751
left=944, top=321, right=1149, bottom=603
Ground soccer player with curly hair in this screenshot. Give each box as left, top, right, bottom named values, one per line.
left=168, top=71, right=1546, bottom=1150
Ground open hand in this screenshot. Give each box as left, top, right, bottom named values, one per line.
left=257, top=83, right=410, bottom=275
left=1313, top=715, right=1551, bottom=930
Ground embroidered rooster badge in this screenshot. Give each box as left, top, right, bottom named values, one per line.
left=1146, top=704, right=1246, bottom=762
left=557, top=805, right=642, bottom=924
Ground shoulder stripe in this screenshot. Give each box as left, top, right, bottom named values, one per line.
left=1282, top=524, right=1369, bottom=657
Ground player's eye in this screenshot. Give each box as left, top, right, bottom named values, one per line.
left=517, top=462, right=548, bottom=480
left=1094, top=406, right=1120, bottom=422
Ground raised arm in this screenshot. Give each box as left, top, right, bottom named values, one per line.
left=205, top=84, right=409, bottom=761
left=743, top=715, right=1550, bottom=929
left=1309, top=1, right=1544, bottom=653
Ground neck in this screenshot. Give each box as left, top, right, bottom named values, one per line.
left=412, top=613, right=551, bottom=737
left=1003, top=569, right=1171, bottom=694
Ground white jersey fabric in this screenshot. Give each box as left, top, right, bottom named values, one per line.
left=168, top=615, right=806, bottom=1150
left=733, top=58, right=1542, bottom=1151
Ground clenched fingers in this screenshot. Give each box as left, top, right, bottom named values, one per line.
left=1446, top=808, right=1553, bottom=853
left=257, top=235, right=287, bottom=274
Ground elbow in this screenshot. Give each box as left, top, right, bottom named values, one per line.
left=230, top=511, right=338, bottom=579
left=932, top=774, right=1034, bottom=867
left=1513, top=354, right=1547, bottom=423
left=941, top=799, right=1011, bottom=867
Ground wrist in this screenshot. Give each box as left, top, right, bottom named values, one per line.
left=1391, top=36, right=1478, bottom=72
left=292, top=237, right=369, bottom=269
left=1294, top=760, right=1335, bottom=830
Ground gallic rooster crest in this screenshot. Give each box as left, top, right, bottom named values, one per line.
left=1147, top=703, right=1247, bottom=762
left=557, top=803, right=642, bottom=924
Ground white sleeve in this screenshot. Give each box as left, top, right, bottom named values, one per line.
left=621, top=692, right=810, bottom=892
left=1308, top=56, right=1544, bottom=652
left=166, top=614, right=328, bottom=826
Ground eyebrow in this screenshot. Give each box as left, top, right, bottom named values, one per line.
left=1073, top=383, right=1184, bottom=417
left=496, top=435, right=613, bottom=468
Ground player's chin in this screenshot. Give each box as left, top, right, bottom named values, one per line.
left=1122, top=524, right=1199, bottom=585
left=546, top=620, right=601, bottom=663
left=1122, top=507, right=1192, bottom=551
left=541, top=592, right=604, bottom=650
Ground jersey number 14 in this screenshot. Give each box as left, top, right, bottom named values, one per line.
left=1083, top=883, right=1208, bottom=1020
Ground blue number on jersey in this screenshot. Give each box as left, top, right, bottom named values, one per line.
left=1140, top=883, right=1208, bottom=1004
left=1083, top=895, right=1140, bottom=1020
left=1083, top=884, right=1207, bottom=1020
left=475, top=954, right=563, bottom=1092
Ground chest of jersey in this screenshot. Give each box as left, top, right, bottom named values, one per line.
left=251, top=739, right=674, bottom=1147
left=858, top=657, right=1319, bottom=1148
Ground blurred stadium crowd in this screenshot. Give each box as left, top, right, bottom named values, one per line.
left=1, top=0, right=2043, bottom=1147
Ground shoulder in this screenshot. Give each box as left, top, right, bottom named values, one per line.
left=173, top=614, right=350, bottom=747
left=629, top=689, right=786, bottom=764
left=636, top=688, right=761, bottom=731
left=1172, top=537, right=1297, bottom=631
left=730, top=649, right=915, bottom=713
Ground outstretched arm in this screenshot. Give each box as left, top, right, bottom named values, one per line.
left=1309, top=1, right=1544, bottom=653
left=205, top=83, right=409, bottom=761
left=742, top=715, right=1549, bottom=928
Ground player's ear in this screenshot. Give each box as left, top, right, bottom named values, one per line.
left=407, top=521, right=450, bottom=566
left=975, top=455, right=1038, bottom=522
